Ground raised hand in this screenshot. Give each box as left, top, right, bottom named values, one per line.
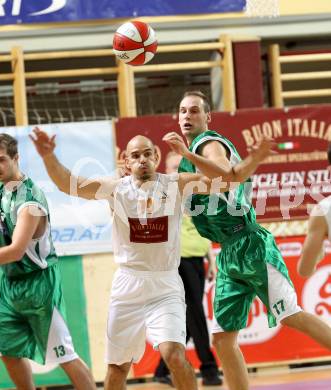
left=249, top=136, right=277, bottom=163
left=162, top=132, right=189, bottom=157
left=29, top=127, right=56, bottom=158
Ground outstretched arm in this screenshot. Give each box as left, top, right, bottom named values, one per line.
left=298, top=210, right=328, bottom=277
left=30, top=127, right=118, bottom=200
left=163, top=132, right=275, bottom=184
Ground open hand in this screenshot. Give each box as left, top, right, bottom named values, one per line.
left=248, top=136, right=277, bottom=162
left=29, top=127, right=56, bottom=158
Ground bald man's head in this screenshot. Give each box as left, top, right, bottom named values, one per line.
left=126, top=135, right=155, bottom=155
left=125, top=135, right=159, bottom=181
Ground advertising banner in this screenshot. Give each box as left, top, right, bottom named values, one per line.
left=0, top=0, right=245, bottom=25
left=232, top=105, right=331, bottom=222
left=2, top=121, right=116, bottom=255
left=115, top=105, right=331, bottom=222
left=133, top=236, right=331, bottom=376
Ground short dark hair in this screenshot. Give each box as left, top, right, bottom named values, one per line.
left=328, top=143, right=331, bottom=165
left=0, top=133, right=18, bottom=158
left=180, top=90, right=211, bottom=113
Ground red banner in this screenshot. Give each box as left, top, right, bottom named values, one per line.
left=115, top=105, right=331, bottom=222
left=132, top=236, right=331, bottom=377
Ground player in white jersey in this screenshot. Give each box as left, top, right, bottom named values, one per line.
left=30, top=127, right=274, bottom=390
left=298, top=145, right=331, bottom=277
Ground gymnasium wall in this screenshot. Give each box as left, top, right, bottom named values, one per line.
left=0, top=0, right=330, bottom=52
left=82, top=253, right=117, bottom=382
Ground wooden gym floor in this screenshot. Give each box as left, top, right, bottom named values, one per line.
left=124, top=365, right=331, bottom=389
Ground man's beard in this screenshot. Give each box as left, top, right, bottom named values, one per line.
left=139, top=172, right=153, bottom=181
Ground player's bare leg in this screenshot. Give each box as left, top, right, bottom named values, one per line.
left=282, top=311, right=331, bottom=350
left=159, top=341, right=198, bottom=390
left=104, top=362, right=131, bottom=390
left=61, top=358, right=97, bottom=390
left=1, top=356, right=35, bottom=390
left=212, top=331, right=249, bottom=390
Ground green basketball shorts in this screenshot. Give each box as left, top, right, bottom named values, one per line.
left=212, top=227, right=301, bottom=332
left=0, top=264, right=78, bottom=364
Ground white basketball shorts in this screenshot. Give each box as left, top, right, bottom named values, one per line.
left=106, top=267, right=186, bottom=365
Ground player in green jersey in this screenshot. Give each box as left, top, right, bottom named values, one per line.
left=0, top=133, right=96, bottom=390
left=162, top=90, right=331, bottom=390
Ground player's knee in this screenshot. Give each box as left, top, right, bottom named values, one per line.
left=212, top=331, right=239, bottom=354
left=1, top=355, right=27, bottom=368
left=162, top=346, right=186, bottom=370
left=107, top=363, right=130, bottom=379
left=281, top=311, right=306, bottom=329
left=166, top=352, right=186, bottom=371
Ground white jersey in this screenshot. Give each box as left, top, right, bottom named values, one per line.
left=317, top=195, right=331, bottom=239
left=110, top=173, right=183, bottom=271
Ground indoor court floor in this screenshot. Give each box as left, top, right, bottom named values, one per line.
left=124, top=365, right=331, bottom=389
